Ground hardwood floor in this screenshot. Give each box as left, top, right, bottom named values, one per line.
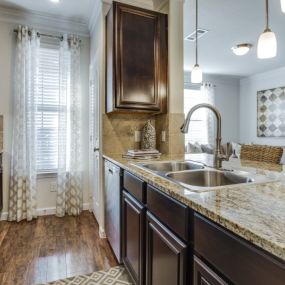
left=0, top=211, right=118, bottom=285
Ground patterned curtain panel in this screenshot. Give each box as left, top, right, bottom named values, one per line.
left=8, top=26, right=40, bottom=222
left=56, top=35, right=83, bottom=217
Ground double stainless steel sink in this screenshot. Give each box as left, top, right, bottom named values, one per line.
left=140, top=161, right=204, bottom=173
left=166, top=169, right=255, bottom=190
left=136, top=160, right=269, bottom=192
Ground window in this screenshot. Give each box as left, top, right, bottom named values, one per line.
left=184, top=87, right=214, bottom=146
left=35, top=44, right=70, bottom=173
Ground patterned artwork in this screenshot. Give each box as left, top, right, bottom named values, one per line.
left=41, top=266, right=133, bottom=285
left=257, top=86, right=285, bottom=137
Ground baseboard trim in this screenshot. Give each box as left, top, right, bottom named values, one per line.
left=99, top=226, right=107, bottom=239
left=0, top=203, right=90, bottom=221
left=0, top=212, right=8, bottom=221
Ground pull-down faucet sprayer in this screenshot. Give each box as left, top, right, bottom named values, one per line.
left=181, top=103, right=230, bottom=169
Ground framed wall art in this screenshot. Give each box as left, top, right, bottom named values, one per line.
left=257, top=86, right=285, bottom=137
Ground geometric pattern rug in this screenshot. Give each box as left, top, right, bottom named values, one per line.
left=39, top=266, right=134, bottom=285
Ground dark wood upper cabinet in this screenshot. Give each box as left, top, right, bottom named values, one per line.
left=106, top=2, right=168, bottom=114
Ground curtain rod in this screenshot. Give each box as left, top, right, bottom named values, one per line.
left=13, top=29, right=81, bottom=42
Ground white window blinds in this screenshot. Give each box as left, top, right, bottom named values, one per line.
left=35, top=45, right=62, bottom=173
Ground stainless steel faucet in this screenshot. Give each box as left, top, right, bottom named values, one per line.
left=181, top=103, right=229, bottom=169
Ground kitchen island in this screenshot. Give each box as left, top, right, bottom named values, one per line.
left=103, top=153, right=285, bottom=285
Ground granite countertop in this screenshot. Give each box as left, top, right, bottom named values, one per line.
left=103, top=153, right=285, bottom=262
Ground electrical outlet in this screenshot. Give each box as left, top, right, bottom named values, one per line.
left=134, top=131, right=141, bottom=142
left=50, top=182, right=57, bottom=192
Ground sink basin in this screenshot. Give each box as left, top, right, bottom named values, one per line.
left=139, top=161, right=204, bottom=173
left=166, top=169, right=255, bottom=190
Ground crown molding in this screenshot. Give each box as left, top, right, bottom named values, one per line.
left=0, top=6, right=90, bottom=37
left=88, top=0, right=154, bottom=35
left=153, top=0, right=168, bottom=11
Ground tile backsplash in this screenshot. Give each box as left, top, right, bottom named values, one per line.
left=156, top=113, right=185, bottom=156
left=0, top=115, right=3, bottom=151
left=103, top=113, right=156, bottom=154
left=103, top=113, right=185, bottom=155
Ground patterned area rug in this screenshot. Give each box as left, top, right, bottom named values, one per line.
left=40, top=266, right=133, bottom=285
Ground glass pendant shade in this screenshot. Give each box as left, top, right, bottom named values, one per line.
left=232, top=44, right=251, bottom=56
left=191, top=64, right=203, bottom=84
left=257, top=29, right=277, bottom=59
left=281, top=0, right=285, bottom=12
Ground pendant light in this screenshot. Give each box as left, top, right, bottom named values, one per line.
left=281, top=0, right=285, bottom=12
left=191, top=0, right=203, bottom=83
left=257, top=0, right=277, bottom=59
left=232, top=44, right=252, bottom=56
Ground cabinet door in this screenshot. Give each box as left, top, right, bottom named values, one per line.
left=122, top=191, right=145, bottom=285
left=146, top=212, right=187, bottom=285
left=193, top=256, right=228, bottom=285
left=106, top=2, right=168, bottom=113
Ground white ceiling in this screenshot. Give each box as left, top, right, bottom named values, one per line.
left=184, top=0, right=285, bottom=77
left=1, top=0, right=284, bottom=77
left=0, top=0, right=93, bottom=23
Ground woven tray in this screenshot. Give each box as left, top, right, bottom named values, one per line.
left=240, top=144, right=283, bottom=164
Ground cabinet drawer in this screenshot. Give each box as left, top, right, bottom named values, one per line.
left=147, top=185, right=190, bottom=241
left=123, top=171, right=146, bottom=203
left=194, top=213, right=285, bottom=285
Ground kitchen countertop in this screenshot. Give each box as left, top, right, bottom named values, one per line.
left=103, top=153, right=285, bottom=262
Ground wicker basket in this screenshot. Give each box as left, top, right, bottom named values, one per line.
left=240, top=144, right=283, bottom=164
left=240, top=159, right=283, bottom=172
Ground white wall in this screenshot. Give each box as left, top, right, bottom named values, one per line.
left=0, top=22, right=14, bottom=217
left=240, top=66, right=285, bottom=146
left=184, top=72, right=240, bottom=143
left=0, top=21, right=90, bottom=217
left=204, top=74, right=240, bottom=143
left=89, top=0, right=107, bottom=234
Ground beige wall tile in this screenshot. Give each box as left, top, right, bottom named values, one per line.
left=152, top=113, right=185, bottom=155
left=102, top=112, right=185, bottom=156
left=169, top=113, right=185, bottom=134
left=102, top=114, right=156, bottom=154
left=169, top=133, right=185, bottom=155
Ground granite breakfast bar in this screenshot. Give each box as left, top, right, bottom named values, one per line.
left=103, top=153, right=285, bottom=285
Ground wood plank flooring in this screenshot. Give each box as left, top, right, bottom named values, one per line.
left=0, top=211, right=118, bottom=285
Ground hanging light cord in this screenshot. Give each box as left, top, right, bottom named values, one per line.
left=265, top=0, right=269, bottom=31
left=195, top=0, right=198, bottom=65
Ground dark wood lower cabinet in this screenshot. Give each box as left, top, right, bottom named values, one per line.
left=194, top=213, right=285, bottom=285
left=117, top=170, right=285, bottom=285
left=146, top=211, right=187, bottom=285
left=122, top=191, right=145, bottom=285
left=193, top=256, right=228, bottom=285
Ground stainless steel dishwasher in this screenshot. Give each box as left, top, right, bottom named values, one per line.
left=104, top=160, right=122, bottom=262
